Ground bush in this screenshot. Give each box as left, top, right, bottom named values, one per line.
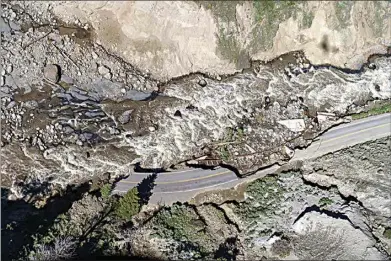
left=100, top=184, right=112, bottom=199
left=318, top=197, right=333, bottom=207
left=114, top=188, right=140, bottom=221
left=220, top=146, right=230, bottom=161
left=383, top=228, right=391, bottom=239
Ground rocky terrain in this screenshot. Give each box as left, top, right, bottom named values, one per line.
left=1, top=1, right=391, bottom=204
left=1, top=1, right=391, bottom=260
left=5, top=137, right=389, bottom=260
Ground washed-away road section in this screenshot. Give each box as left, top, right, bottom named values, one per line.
left=113, top=113, right=391, bottom=204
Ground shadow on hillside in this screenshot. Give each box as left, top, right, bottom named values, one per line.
left=1, top=183, right=90, bottom=260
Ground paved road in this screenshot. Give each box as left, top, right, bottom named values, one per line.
left=113, top=113, right=391, bottom=203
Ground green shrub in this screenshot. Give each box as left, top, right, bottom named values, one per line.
left=114, top=188, right=140, bottom=221
left=237, top=127, right=244, bottom=140
left=153, top=205, right=211, bottom=255
left=383, top=228, right=391, bottom=239
left=318, top=197, right=333, bottom=207
left=100, top=184, right=112, bottom=199
left=220, top=146, right=230, bottom=161
left=236, top=175, right=284, bottom=223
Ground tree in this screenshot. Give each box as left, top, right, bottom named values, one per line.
left=114, top=187, right=140, bottom=221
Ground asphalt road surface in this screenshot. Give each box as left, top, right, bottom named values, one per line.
left=113, top=113, right=391, bottom=204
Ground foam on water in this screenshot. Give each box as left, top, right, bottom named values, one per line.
left=128, top=57, right=391, bottom=169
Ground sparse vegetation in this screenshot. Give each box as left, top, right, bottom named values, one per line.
left=334, top=1, right=354, bottom=29
left=237, top=175, right=284, bottom=223
left=217, top=27, right=243, bottom=65
left=351, top=102, right=391, bottom=120
left=271, top=237, right=292, bottom=258
left=253, top=0, right=296, bottom=23
left=318, top=197, right=333, bottom=207
left=198, top=1, right=245, bottom=66
left=225, top=127, right=234, bottom=142
left=225, top=126, right=245, bottom=142
left=217, top=126, right=247, bottom=161
left=58, top=81, right=71, bottom=89
left=255, top=113, right=264, bottom=123
left=198, top=1, right=241, bottom=23
left=220, top=146, right=230, bottom=161
left=373, top=1, right=387, bottom=37
left=237, top=126, right=244, bottom=140
left=302, top=10, right=314, bottom=28
left=251, top=0, right=299, bottom=51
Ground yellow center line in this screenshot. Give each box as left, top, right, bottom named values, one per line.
left=119, top=170, right=233, bottom=185
left=321, top=123, right=390, bottom=144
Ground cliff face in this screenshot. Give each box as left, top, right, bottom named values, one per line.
left=43, top=1, right=390, bottom=80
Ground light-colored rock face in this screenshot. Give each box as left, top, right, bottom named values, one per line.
left=50, top=1, right=236, bottom=81
left=292, top=212, right=384, bottom=260
left=49, top=1, right=391, bottom=80
left=255, top=1, right=391, bottom=69
left=302, top=137, right=391, bottom=218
